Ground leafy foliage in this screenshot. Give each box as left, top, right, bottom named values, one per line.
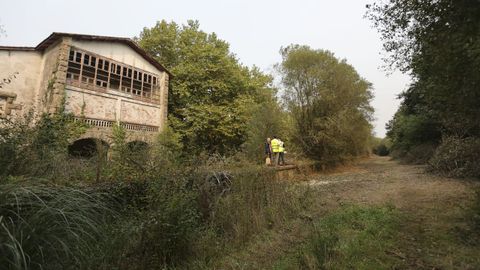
left=367, top=0, right=480, bottom=171
left=0, top=112, right=86, bottom=179
left=137, top=20, right=277, bottom=155
left=371, top=137, right=391, bottom=156
left=277, top=45, right=374, bottom=162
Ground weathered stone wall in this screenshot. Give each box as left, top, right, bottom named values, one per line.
left=36, top=37, right=71, bottom=113
left=0, top=50, right=42, bottom=118
left=160, top=73, right=169, bottom=127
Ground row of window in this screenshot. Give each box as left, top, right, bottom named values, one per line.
left=66, top=48, right=160, bottom=99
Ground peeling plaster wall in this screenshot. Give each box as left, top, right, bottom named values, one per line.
left=120, top=100, right=162, bottom=126
left=65, top=87, right=117, bottom=120
left=0, top=50, right=42, bottom=117
left=64, top=85, right=162, bottom=127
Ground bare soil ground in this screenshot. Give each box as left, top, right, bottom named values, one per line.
left=217, top=156, right=480, bottom=269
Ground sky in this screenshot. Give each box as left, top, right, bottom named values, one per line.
left=0, top=0, right=410, bottom=137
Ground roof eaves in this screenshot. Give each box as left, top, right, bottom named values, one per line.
left=34, top=32, right=172, bottom=77
left=0, top=46, right=36, bottom=51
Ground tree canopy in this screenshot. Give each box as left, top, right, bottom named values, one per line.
left=137, top=20, right=276, bottom=154
left=278, top=45, right=374, bottom=162
left=367, top=0, right=480, bottom=174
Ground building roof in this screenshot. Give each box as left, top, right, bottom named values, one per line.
left=0, top=32, right=172, bottom=76
left=0, top=46, right=36, bottom=51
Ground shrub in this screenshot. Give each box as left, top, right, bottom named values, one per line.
left=372, top=137, right=391, bottom=156
left=136, top=171, right=201, bottom=267
left=0, top=112, right=86, bottom=181
left=401, top=143, right=437, bottom=164
left=428, top=136, right=480, bottom=178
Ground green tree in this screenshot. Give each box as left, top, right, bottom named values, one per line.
left=367, top=0, right=480, bottom=141
left=137, top=20, right=275, bottom=155
left=277, top=45, right=374, bottom=162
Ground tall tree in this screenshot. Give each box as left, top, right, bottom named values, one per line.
left=278, top=45, right=374, bottom=162
left=367, top=0, right=480, bottom=141
left=137, top=20, right=275, bottom=154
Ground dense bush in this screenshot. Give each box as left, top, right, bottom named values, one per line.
left=428, top=136, right=480, bottom=178
left=0, top=112, right=309, bottom=269
left=0, top=112, right=86, bottom=179
left=390, top=143, right=437, bottom=165
left=371, top=137, right=391, bottom=156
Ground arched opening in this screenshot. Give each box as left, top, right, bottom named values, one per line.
left=68, top=138, right=109, bottom=158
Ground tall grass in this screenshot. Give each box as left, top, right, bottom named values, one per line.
left=0, top=183, right=115, bottom=270
left=275, top=205, right=401, bottom=269
left=0, top=114, right=308, bottom=269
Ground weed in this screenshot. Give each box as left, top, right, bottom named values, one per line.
left=275, top=205, right=401, bottom=270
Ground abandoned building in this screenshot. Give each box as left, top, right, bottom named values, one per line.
left=0, top=32, right=171, bottom=155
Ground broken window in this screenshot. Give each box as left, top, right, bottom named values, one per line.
left=67, top=50, right=81, bottom=81
left=109, top=63, right=120, bottom=90
left=121, top=67, right=132, bottom=93
left=81, top=53, right=95, bottom=85
left=132, top=71, right=142, bottom=96
left=66, top=47, right=160, bottom=100
left=142, top=74, right=152, bottom=98
left=96, top=59, right=108, bottom=88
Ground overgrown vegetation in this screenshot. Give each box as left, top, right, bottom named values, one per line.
left=275, top=205, right=401, bottom=269
left=367, top=0, right=480, bottom=177
left=0, top=184, right=114, bottom=270
left=371, top=137, right=391, bottom=156
left=0, top=112, right=308, bottom=269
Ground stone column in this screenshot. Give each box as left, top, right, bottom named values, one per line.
left=161, top=74, right=169, bottom=130
left=47, top=37, right=72, bottom=113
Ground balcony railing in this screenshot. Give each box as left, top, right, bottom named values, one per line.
left=74, top=117, right=159, bottom=132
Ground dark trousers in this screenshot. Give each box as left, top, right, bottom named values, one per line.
left=273, top=152, right=280, bottom=166
left=278, top=152, right=285, bottom=165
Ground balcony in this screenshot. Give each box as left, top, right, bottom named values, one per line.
left=66, top=47, right=161, bottom=105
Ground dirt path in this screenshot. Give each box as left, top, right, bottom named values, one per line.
left=218, top=156, right=480, bottom=269
left=306, top=156, right=480, bottom=269
left=307, top=156, right=477, bottom=209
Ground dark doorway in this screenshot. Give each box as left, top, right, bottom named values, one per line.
left=68, top=138, right=109, bottom=158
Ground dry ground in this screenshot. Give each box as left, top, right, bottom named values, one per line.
left=216, top=156, right=480, bottom=269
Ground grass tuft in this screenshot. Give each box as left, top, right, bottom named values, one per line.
left=0, top=183, right=116, bottom=270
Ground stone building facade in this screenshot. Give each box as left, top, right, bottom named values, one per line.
left=0, top=32, right=170, bottom=151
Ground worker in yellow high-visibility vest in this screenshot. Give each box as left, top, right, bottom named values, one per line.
left=270, top=136, right=281, bottom=166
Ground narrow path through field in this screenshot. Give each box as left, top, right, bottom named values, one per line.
left=308, top=156, right=476, bottom=209
left=220, top=156, right=480, bottom=269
